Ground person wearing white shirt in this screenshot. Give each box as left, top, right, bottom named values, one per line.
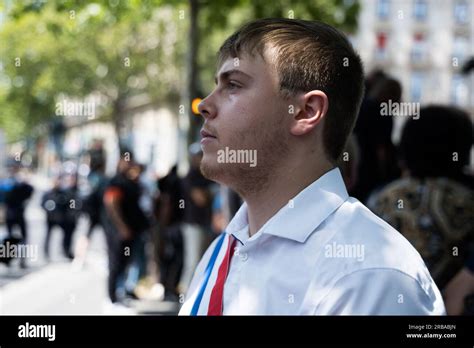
left=179, top=18, right=445, bottom=315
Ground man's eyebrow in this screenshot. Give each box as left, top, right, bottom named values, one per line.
left=214, top=69, right=252, bottom=84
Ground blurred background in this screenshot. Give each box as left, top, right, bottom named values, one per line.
left=0, top=0, right=472, bottom=316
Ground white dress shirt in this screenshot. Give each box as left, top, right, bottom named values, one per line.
left=179, top=168, right=446, bottom=315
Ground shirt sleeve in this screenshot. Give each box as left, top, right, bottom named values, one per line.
left=314, top=269, right=446, bottom=315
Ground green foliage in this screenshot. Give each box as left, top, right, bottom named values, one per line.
left=0, top=0, right=359, bottom=142
left=0, top=0, right=186, bottom=141
left=197, top=0, right=360, bottom=94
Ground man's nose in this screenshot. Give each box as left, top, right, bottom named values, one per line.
left=198, top=94, right=217, bottom=120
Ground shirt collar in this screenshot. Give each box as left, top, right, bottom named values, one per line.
left=225, top=167, right=349, bottom=244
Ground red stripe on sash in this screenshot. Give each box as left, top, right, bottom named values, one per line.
left=207, top=236, right=237, bottom=315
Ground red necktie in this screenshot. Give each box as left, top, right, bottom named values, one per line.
left=207, top=236, right=237, bottom=315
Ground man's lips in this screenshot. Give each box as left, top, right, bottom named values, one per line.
left=200, top=129, right=217, bottom=139
left=200, top=128, right=218, bottom=146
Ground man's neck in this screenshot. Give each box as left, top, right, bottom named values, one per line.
left=242, top=159, right=335, bottom=237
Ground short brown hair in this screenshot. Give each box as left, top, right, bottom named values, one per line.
left=218, top=18, right=365, bottom=162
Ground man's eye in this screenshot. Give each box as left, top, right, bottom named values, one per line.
left=227, top=81, right=241, bottom=90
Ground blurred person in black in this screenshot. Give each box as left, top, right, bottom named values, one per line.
left=84, top=139, right=108, bottom=239
left=85, top=163, right=108, bottom=238
left=337, top=134, right=360, bottom=194
left=3, top=164, right=33, bottom=268
left=87, top=139, right=106, bottom=173
left=180, top=143, right=214, bottom=292
left=42, top=174, right=80, bottom=261
left=444, top=248, right=474, bottom=315
left=369, top=105, right=474, bottom=297
left=352, top=73, right=402, bottom=202
left=440, top=56, right=474, bottom=315
left=73, top=159, right=108, bottom=268
left=124, top=163, right=155, bottom=297
left=154, top=165, right=184, bottom=300
left=441, top=56, right=474, bottom=315
left=102, top=155, right=150, bottom=304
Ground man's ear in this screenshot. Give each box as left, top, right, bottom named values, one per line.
left=290, top=90, right=329, bottom=136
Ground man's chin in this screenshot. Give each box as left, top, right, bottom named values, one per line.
left=200, top=155, right=236, bottom=187
left=200, top=155, right=222, bottom=182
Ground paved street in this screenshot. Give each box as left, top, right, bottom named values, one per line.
left=0, top=175, right=110, bottom=314
left=0, top=175, right=179, bottom=315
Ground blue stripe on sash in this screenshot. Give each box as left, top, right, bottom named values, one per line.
left=190, top=233, right=227, bottom=315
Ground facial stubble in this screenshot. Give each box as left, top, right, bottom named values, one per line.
left=200, top=113, right=289, bottom=198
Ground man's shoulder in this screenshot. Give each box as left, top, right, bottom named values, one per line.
left=321, top=196, right=411, bottom=245
left=308, top=197, right=433, bottom=287
left=302, top=197, right=445, bottom=314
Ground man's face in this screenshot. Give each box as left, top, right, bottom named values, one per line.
left=199, top=50, right=291, bottom=194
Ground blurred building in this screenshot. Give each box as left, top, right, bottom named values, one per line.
left=353, top=0, right=473, bottom=139
left=59, top=97, right=179, bottom=178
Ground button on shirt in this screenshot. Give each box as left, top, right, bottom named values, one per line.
left=179, top=168, right=446, bottom=315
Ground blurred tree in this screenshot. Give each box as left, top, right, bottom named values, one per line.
left=0, top=0, right=359, bottom=163
left=0, top=0, right=186, bottom=152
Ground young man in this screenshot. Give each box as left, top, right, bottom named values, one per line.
left=179, top=18, right=445, bottom=315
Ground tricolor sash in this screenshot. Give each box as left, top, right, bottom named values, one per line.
left=189, top=233, right=236, bottom=315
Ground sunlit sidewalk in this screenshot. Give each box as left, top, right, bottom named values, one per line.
left=1, top=171, right=180, bottom=315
